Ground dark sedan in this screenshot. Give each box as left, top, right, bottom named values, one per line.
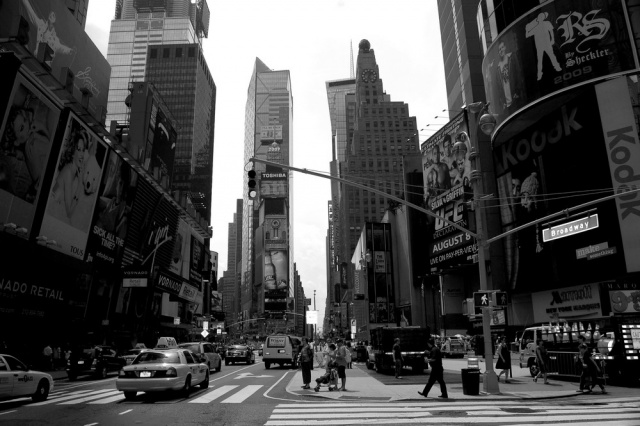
left=225, top=345, right=255, bottom=365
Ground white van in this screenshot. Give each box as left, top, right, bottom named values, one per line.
left=518, top=321, right=569, bottom=376
left=262, top=335, right=302, bottom=369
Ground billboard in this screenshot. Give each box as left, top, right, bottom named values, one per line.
left=420, top=112, right=475, bottom=269
left=482, top=0, right=639, bottom=128
left=0, top=73, right=60, bottom=237
left=149, top=108, right=176, bottom=187
left=210, top=290, right=222, bottom=313
left=0, top=0, right=111, bottom=121
left=531, top=283, right=603, bottom=323
left=264, top=249, right=288, bottom=312
left=86, top=150, right=138, bottom=267
left=190, top=234, right=204, bottom=288
left=169, top=219, right=190, bottom=279
left=40, top=112, right=108, bottom=260
left=259, top=125, right=283, bottom=141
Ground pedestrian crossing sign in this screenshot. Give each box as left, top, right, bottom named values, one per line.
left=473, top=291, right=491, bottom=315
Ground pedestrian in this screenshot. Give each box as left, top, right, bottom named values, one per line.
left=299, top=338, right=313, bottom=389
left=495, top=336, right=511, bottom=383
left=577, top=343, right=606, bottom=394
left=392, top=337, right=403, bottom=379
left=42, top=344, right=53, bottom=370
left=345, top=341, right=353, bottom=369
left=418, top=338, right=448, bottom=398
left=533, top=339, right=549, bottom=384
left=335, top=339, right=348, bottom=391
left=53, top=345, right=61, bottom=370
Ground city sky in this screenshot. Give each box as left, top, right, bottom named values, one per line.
left=85, top=0, right=449, bottom=330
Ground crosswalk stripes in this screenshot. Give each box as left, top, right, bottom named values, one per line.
left=264, top=402, right=640, bottom=425
left=27, top=384, right=264, bottom=406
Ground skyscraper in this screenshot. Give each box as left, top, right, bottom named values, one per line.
left=105, top=0, right=213, bottom=219
left=242, top=58, right=293, bottom=333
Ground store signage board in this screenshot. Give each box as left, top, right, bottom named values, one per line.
left=542, top=214, right=599, bottom=242
left=201, top=330, right=209, bottom=338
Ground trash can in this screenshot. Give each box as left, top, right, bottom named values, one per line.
left=461, top=368, right=480, bottom=395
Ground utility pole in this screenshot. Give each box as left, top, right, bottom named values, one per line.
left=313, top=290, right=316, bottom=340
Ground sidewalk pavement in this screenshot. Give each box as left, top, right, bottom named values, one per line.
left=285, top=358, right=640, bottom=401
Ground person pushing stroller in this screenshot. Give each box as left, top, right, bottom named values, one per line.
left=314, top=343, right=338, bottom=392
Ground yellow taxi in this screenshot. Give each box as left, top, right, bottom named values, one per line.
left=0, top=354, right=53, bottom=402
left=116, top=338, right=209, bottom=400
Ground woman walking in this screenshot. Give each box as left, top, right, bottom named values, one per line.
left=534, top=339, right=549, bottom=384
left=495, top=337, right=511, bottom=383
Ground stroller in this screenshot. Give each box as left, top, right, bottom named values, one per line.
left=314, top=362, right=339, bottom=392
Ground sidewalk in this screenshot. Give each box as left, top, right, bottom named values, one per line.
left=285, top=358, right=640, bottom=401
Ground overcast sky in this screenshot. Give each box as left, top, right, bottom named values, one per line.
left=85, top=0, right=448, bottom=330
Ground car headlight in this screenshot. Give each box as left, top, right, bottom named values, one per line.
left=166, top=367, right=177, bottom=377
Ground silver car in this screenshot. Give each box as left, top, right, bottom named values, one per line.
left=116, top=349, right=209, bottom=400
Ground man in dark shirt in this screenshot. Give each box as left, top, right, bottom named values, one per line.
left=392, top=338, right=403, bottom=379
left=418, top=338, right=448, bottom=398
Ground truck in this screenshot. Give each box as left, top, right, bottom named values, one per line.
left=517, top=317, right=640, bottom=385
left=366, top=327, right=430, bottom=374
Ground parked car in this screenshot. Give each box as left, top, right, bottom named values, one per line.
left=123, top=344, right=148, bottom=366
left=116, top=348, right=209, bottom=400
left=0, top=354, right=53, bottom=402
left=177, top=342, right=222, bottom=372
left=225, top=345, right=255, bottom=365
left=66, top=345, right=126, bottom=381
left=441, top=337, right=466, bottom=358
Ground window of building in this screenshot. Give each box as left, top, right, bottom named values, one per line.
left=150, top=48, right=157, bottom=59
left=176, top=47, right=182, bottom=57
left=365, top=122, right=370, bottom=130
left=373, top=99, right=378, bottom=104
left=163, top=48, right=170, bottom=58
left=188, top=46, right=196, bottom=57
left=365, top=90, right=370, bottom=96
left=387, top=108, right=391, bottom=114
left=373, top=91, right=377, bottom=96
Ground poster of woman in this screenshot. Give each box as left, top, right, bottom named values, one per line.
left=40, top=113, right=107, bottom=260
left=0, top=74, right=60, bottom=236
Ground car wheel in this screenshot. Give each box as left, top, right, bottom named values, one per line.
left=32, top=379, right=50, bottom=402
left=201, top=372, right=209, bottom=389
left=183, top=376, right=192, bottom=396
left=124, top=391, right=136, bottom=400
left=265, top=362, right=270, bottom=369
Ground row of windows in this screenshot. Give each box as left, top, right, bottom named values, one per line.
left=358, top=144, right=417, bottom=152
left=364, top=120, right=413, bottom=129
left=363, top=107, right=406, bottom=116
left=149, top=46, right=197, bottom=59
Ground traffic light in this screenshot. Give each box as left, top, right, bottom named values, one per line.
left=247, top=169, right=257, bottom=199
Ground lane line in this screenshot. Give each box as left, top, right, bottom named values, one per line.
left=83, top=423, right=98, bottom=426
left=30, top=389, right=114, bottom=406
left=221, top=385, right=263, bottom=403
left=59, top=390, right=122, bottom=405
left=0, top=411, right=17, bottom=416
left=189, top=385, right=238, bottom=403
left=211, top=363, right=265, bottom=382
left=119, top=409, right=133, bottom=415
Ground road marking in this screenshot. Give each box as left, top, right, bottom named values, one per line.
left=59, top=390, right=121, bottom=405
left=0, top=411, right=17, bottom=416
left=119, top=409, right=133, bottom=415
left=189, top=385, right=238, bottom=403
left=83, top=423, right=98, bottom=426
left=221, top=385, right=263, bottom=403
left=235, top=372, right=273, bottom=379
left=211, top=363, right=262, bottom=382
left=30, top=389, right=114, bottom=406
left=88, top=393, right=127, bottom=404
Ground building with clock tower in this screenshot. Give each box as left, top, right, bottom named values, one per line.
left=325, top=39, right=419, bottom=338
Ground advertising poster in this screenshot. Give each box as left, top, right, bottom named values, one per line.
left=0, top=0, right=111, bottom=121
left=482, top=0, right=638, bottom=127
left=0, top=74, right=60, bottom=237
left=169, top=219, right=190, bottom=279
left=210, top=290, right=222, bottom=313
left=149, top=108, right=176, bottom=187
left=40, top=113, right=108, bottom=260
left=420, top=112, right=474, bottom=269
left=190, top=234, right=204, bottom=289
left=264, top=249, right=288, bottom=312
left=494, top=86, right=627, bottom=290
left=260, top=125, right=283, bottom=141
left=531, top=283, right=602, bottom=323
left=86, top=150, right=138, bottom=267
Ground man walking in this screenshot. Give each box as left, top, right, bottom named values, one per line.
left=299, top=338, right=313, bottom=389
left=335, top=339, right=348, bottom=391
left=418, top=338, right=448, bottom=398
left=392, top=338, right=403, bottom=379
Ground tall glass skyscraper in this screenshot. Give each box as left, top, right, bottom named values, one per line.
left=105, top=0, right=213, bottom=220
left=242, top=58, right=293, bottom=333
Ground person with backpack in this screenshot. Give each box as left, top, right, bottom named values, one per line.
left=300, top=338, right=314, bottom=389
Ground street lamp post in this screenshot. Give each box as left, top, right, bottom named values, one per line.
left=465, top=101, right=499, bottom=393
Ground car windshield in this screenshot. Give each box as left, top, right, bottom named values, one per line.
left=229, top=346, right=247, bottom=350
left=178, top=344, right=200, bottom=353
left=132, top=352, right=180, bottom=364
